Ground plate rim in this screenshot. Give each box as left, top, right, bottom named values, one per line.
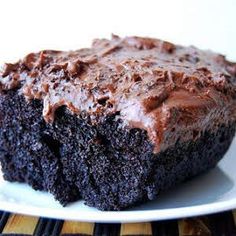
left=0, top=196, right=236, bottom=223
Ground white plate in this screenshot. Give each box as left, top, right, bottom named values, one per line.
left=0, top=137, right=236, bottom=223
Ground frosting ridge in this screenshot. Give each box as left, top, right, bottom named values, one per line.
left=1, top=35, right=236, bottom=152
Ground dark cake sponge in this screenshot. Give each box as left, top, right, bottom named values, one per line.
left=0, top=35, right=236, bottom=211
left=0, top=90, right=235, bottom=210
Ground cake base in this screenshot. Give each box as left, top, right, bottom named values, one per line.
left=0, top=90, right=235, bottom=210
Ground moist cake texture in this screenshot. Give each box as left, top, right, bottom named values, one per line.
left=0, top=35, right=236, bottom=210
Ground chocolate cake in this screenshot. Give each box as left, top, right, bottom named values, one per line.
left=0, top=35, right=236, bottom=210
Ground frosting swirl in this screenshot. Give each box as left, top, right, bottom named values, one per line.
left=1, top=35, right=236, bottom=152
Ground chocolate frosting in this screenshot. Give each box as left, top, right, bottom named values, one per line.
left=1, top=35, right=236, bottom=152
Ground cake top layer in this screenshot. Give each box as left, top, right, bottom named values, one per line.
left=1, top=35, right=236, bottom=152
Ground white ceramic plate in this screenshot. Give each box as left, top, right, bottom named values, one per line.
left=0, top=137, right=236, bottom=223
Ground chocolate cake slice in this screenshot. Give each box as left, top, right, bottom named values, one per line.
left=0, top=35, right=236, bottom=210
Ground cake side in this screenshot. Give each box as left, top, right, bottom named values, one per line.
left=0, top=36, right=236, bottom=210
left=0, top=90, right=235, bottom=210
